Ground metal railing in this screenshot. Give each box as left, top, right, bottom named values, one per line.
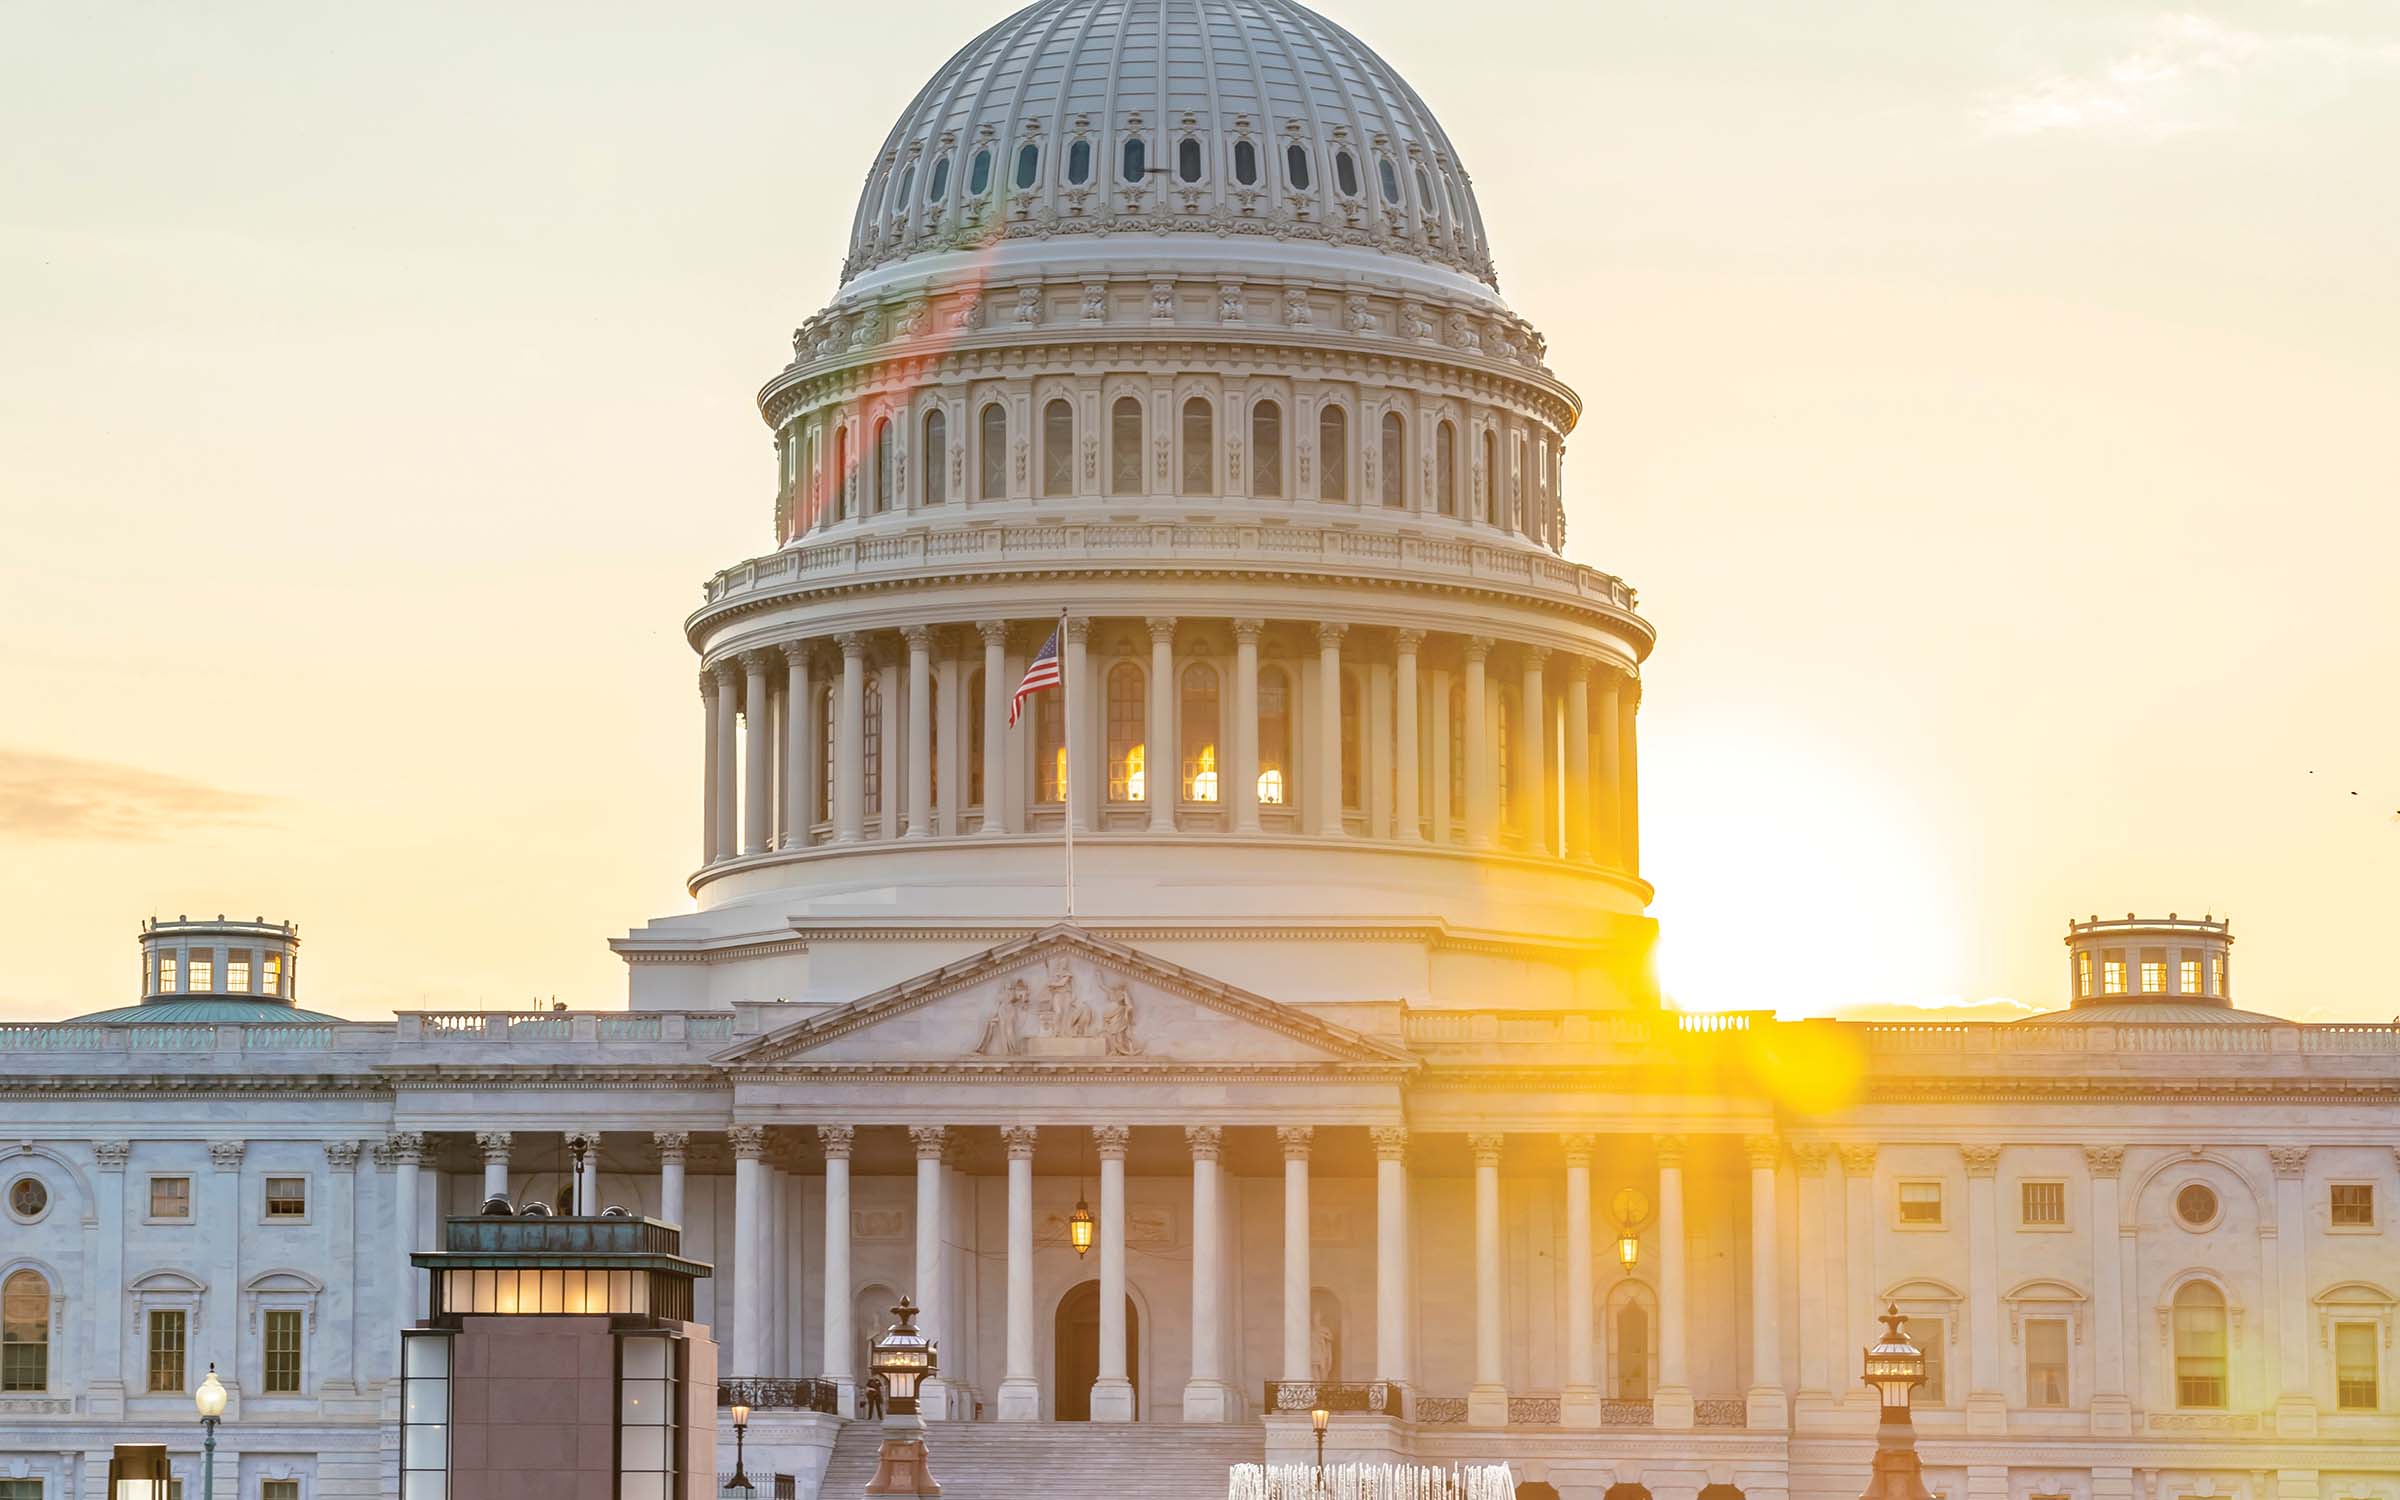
left=1263, top=1381, right=1406, bottom=1416
left=719, top=1376, right=842, bottom=1415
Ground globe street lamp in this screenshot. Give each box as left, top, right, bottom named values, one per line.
left=1859, top=1305, right=1930, bottom=1500
left=194, top=1364, right=228, bottom=1500
left=726, top=1400, right=753, bottom=1497
left=1310, top=1403, right=1330, bottom=1493
left=866, top=1298, right=942, bottom=1498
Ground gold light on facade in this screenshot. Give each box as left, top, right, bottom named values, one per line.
left=1609, top=1186, right=1649, bottom=1271
left=1863, top=1304, right=1926, bottom=1416
left=1068, top=1196, right=1096, bottom=1257
left=869, top=1298, right=937, bottom=1414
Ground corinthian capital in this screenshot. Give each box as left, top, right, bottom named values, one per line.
left=1277, top=1125, right=1314, bottom=1161
left=1092, top=1125, right=1132, bottom=1159
left=727, top=1125, right=768, bottom=1160
left=2084, top=1146, right=2124, bottom=1179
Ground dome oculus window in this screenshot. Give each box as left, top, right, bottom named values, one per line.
left=1067, top=140, right=1093, bottom=185
left=1233, top=139, right=1259, bottom=186
left=1415, top=165, right=1437, bottom=216
left=2175, top=1182, right=2221, bottom=1229
left=926, top=156, right=950, bottom=203
left=1121, top=137, right=1146, bottom=183
left=1333, top=149, right=1359, bottom=198
left=1177, top=138, right=1202, bottom=183
left=968, top=148, right=992, bottom=197
left=5, top=1176, right=46, bottom=1223
left=1285, top=143, right=1312, bottom=192
left=1015, top=143, right=1040, bottom=190
left=1377, top=156, right=1401, bottom=205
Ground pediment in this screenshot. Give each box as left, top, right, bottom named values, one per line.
left=717, top=924, right=1415, bottom=1074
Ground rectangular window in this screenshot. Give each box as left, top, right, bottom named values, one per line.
left=2025, top=1317, right=2069, bottom=1407
left=400, top=1333, right=452, bottom=1500
left=189, top=953, right=215, bottom=992
left=262, top=953, right=283, bottom=995
left=2139, top=961, right=2165, bottom=994
left=265, top=1177, right=308, bottom=1220
left=2021, top=1181, right=2066, bottom=1226
left=2209, top=956, right=2224, bottom=995
left=263, top=1308, right=303, bottom=1393
left=2336, top=1321, right=2378, bottom=1410
left=1898, top=1181, right=1944, bottom=1225
left=2178, top=958, right=2198, bottom=993
left=0, top=1482, right=45, bottom=1500
left=157, top=955, right=179, bottom=994
left=150, top=1176, right=192, bottom=1220
left=2331, top=1184, right=2375, bottom=1227
left=1914, top=1316, right=1946, bottom=1404
left=263, top=1483, right=299, bottom=1500
left=2101, top=958, right=2126, bottom=995
left=228, top=953, right=252, bottom=993
left=148, top=1308, right=187, bottom=1392
left=619, top=1334, right=682, bottom=1500
left=2076, top=953, right=2092, bottom=997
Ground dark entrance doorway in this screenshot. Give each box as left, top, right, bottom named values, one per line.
left=1052, top=1280, right=1139, bottom=1420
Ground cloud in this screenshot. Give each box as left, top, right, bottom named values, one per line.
left=1828, top=994, right=2048, bottom=1023
left=0, top=747, right=274, bottom=840
left=1979, top=12, right=2400, bottom=139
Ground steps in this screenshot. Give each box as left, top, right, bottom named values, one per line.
left=815, top=1420, right=1264, bottom=1500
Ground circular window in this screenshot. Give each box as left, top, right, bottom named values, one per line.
left=2175, top=1182, right=2221, bottom=1229
left=6, top=1175, right=48, bottom=1222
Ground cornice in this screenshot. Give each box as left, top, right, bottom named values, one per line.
left=0, top=1077, right=393, bottom=1101
left=378, top=1068, right=728, bottom=1093
left=1862, top=1077, right=2400, bottom=1106
left=728, top=1060, right=1411, bottom=1086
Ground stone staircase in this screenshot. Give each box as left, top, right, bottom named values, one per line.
left=816, top=1420, right=1264, bottom=1500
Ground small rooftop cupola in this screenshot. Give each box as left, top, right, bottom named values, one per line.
left=2025, top=913, right=2262, bottom=1024
left=66, top=914, right=345, bottom=1023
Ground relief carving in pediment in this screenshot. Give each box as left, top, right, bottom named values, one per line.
left=972, top=957, right=1142, bottom=1059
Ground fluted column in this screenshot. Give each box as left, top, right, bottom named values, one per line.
left=1619, top=675, right=1642, bottom=875
left=653, top=1132, right=688, bottom=1228
left=1393, top=631, right=1423, bottom=841
left=818, top=1126, right=857, bottom=1414
left=1839, top=1144, right=1878, bottom=1413
left=1232, top=620, right=1264, bottom=833
left=1092, top=1125, right=1135, bottom=1421
left=1277, top=1126, right=1314, bottom=1381
left=2271, top=1146, right=2314, bottom=1436
left=906, top=1126, right=948, bottom=1415
left=712, top=661, right=740, bottom=860
left=1064, top=618, right=1094, bottom=833
left=729, top=1125, right=767, bottom=1374
left=1653, top=1134, right=1692, bottom=1429
left=997, top=1126, right=1041, bottom=1420
left=700, top=672, right=722, bottom=864
left=1429, top=666, right=1453, bottom=843
left=389, top=1132, right=425, bottom=1347
left=1517, top=647, right=1548, bottom=850
left=1562, top=659, right=1592, bottom=860
left=1747, top=1135, right=1789, bottom=1430
left=1146, top=618, right=1177, bottom=831
left=903, top=626, right=934, bottom=838
left=835, top=634, right=867, bottom=843
left=1592, top=671, right=1624, bottom=865
left=476, top=1131, right=511, bottom=1203
left=1792, top=1142, right=1832, bottom=1412
left=742, top=651, right=774, bottom=855
left=979, top=621, right=1011, bottom=834
left=1372, top=1127, right=1411, bottom=1390
left=1316, top=624, right=1347, bottom=836
left=1961, top=1144, right=2005, bottom=1430
left=936, top=644, right=963, bottom=836
left=1185, top=1126, right=1236, bottom=1421
left=780, top=644, right=812, bottom=848
left=1463, top=637, right=1495, bottom=847
left=1562, top=1133, right=1600, bottom=1427
left=2085, top=1146, right=2129, bottom=1433
left=1467, top=1132, right=1507, bottom=1426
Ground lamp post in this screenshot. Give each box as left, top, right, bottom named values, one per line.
left=1310, top=1403, right=1330, bottom=1493
left=865, top=1298, right=942, bottom=1498
left=194, top=1364, right=227, bottom=1500
left=727, top=1401, right=753, bottom=1497
left=1859, top=1305, right=1930, bottom=1500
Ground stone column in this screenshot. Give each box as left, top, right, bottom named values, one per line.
left=1064, top=618, right=1094, bottom=833
left=321, top=1141, right=361, bottom=1394
left=1792, top=1143, right=1832, bottom=1414
left=936, top=644, right=963, bottom=836
left=2085, top=1146, right=2130, bottom=1434
left=1562, top=659, right=1592, bottom=861
left=1092, top=1125, right=1135, bottom=1421
left=1467, top=1132, right=1508, bottom=1426
left=741, top=651, right=774, bottom=855
left=1273, top=1126, right=1315, bottom=1385
left=1229, top=620, right=1265, bottom=833
left=729, top=1125, right=767, bottom=1374
left=651, top=1132, right=688, bottom=1229
left=1429, top=666, right=1453, bottom=843
left=992, top=1126, right=1040, bottom=1421
left=1185, top=1126, right=1236, bottom=1421
left=1962, top=1144, right=2005, bottom=1431
left=979, top=621, right=1012, bottom=833
left=712, top=661, right=741, bottom=860
left=1654, top=1134, right=1693, bottom=1429
left=2271, top=1146, right=2315, bottom=1436
left=1146, top=618, right=1178, bottom=831
left=700, top=671, right=722, bottom=864
left=1562, top=1133, right=1600, bottom=1427
left=1618, top=676, right=1642, bottom=875
left=1393, top=632, right=1423, bottom=842
left=1839, top=1145, right=1878, bottom=1414
left=907, top=1126, right=949, bottom=1415
left=1592, top=671, right=1624, bottom=865
left=1359, top=1127, right=1410, bottom=1397
left=834, top=634, right=867, bottom=843
left=91, top=1142, right=128, bottom=1402
left=1463, top=637, right=1495, bottom=847
left=818, top=1126, right=857, bottom=1414
left=904, top=626, right=934, bottom=838
left=1315, top=625, right=1347, bottom=835
left=780, top=644, right=812, bottom=848
left=877, top=654, right=901, bottom=839
left=1747, top=1135, right=1789, bottom=1430
left=390, top=1133, right=425, bottom=1352
left=1517, top=647, right=1548, bottom=850
left=476, top=1132, right=511, bottom=1203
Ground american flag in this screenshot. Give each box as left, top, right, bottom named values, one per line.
left=1008, top=624, right=1062, bottom=727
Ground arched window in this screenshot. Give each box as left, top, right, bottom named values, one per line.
left=968, top=148, right=992, bottom=197
left=1067, top=140, right=1093, bottom=185
left=1180, top=396, right=1214, bottom=495
left=894, top=163, right=914, bottom=209
left=1435, top=420, right=1457, bottom=516
left=1482, top=429, right=1500, bottom=526
left=873, top=417, right=894, bottom=514
left=1121, top=137, right=1146, bottom=183
left=1042, top=398, right=1074, bottom=497
left=979, top=405, right=1007, bottom=499
left=1286, top=143, right=1312, bottom=192
left=862, top=674, right=884, bottom=817
left=1318, top=405, right=1349, bottom=501
left=1233, top=139, right=1259, bottom=186
left=1258, top=666, right=1291, bottom=806
left=967, top=670, right=986, bottom=808
left=2, top=1268, right=47, bottom=1392
left=926, top=156, right=950, bottom=204
left=922, top=409, right=948, bottom=505
left=1034, top=690, right=1066, bottom=805
left=832, top=425, right=849, bottom=522
left=1251, top=400, right=1283, bottom=497
left=1015, top=143, right=1040, bottom=191
left=1180, top=663, right=1221, bottom=802
left=1340, top=672, right=1363, bottom=810
left=820, top=682, right=837, bottom=823
left=2174, top=1283, right=2228, bottom=1408
left=1379, top=411, right=1406, bottom=508
left=1377, top=155, right=1401, bottom=205
left=1415, top=164, right=1437, bottom=216
left=1106, top=663, right=1146, bottom=803
left=1177, top=137, right=1203, bottom=183
left=1334, top=149, right=1360, bottom=198
left=1110, top=396, right=1144, bottom=495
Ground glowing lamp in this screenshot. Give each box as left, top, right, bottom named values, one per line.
left=1068, top=1196, right=1096, bottom=1258
left=869, top=1298, right=937, bottom=1415
left=1310, top=1404, right=1329, bottom=1437
left=1609, top=1187, right=1650, bottom=1272
left=1863, top=1305, right=1926, bottom=1417
left=1618, top=1227, right=1641, bottom=1271
left=194, top=1365, right=228, bottom=1419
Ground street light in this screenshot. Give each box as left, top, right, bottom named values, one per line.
left=194, top=1364, right=227, bottom=1500
left=1858, top=1305, right=1930, bottom=1500
left=727, top=1401, right=753, bottom=1497
left=1610, top=1187, right=1649, bottom=1271
left=866, top=1299, right=942, bottom=1498
left=1310, top=1403, right=1330, bottom=1492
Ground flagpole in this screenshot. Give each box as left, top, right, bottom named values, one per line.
left=1060, top=608, right=1075, bottom=921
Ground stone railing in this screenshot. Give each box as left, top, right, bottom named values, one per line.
left=1507, top=1395, right=1562, bottom=1425
left=0, top=1021, right=388, bottom=1054
left=395, top=1011, right=738, bottom=1047
left=719, top=1376, right=841, bottom=1416
left=1601, top=1399, right=1653, bottom=1426
left=1693, top=1398, right=1748, bottom=1428
left=1264, top=1381, right=1407, bottom=1417
left=1398, top=1011, right=2400, bottom=1060
left=1401, top=1009, right=1775, bottom=1049
left=1412, top=1396, right=1467, bottom=1425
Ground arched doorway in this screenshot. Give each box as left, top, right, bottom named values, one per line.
left=1052, top=1280, right=1139, bottom=1421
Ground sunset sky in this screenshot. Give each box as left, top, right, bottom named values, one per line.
left=3, top=1, right=2394, bottom=1024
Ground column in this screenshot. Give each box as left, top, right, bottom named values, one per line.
left=1064, top=619, right=1094, bottom=833
left=1315, top=624, right=1346, bottom=835
left=1962, top=1144, right=2005, bottom=1431
left=979, top=621, right=1011, bottom=834
left=2085, top=1146, right=2130, bottom=1434
left=203, top=1141, right=242, bottom=1396
left=1231, top=621, right=1264, bottom=833
left=1562, top=660, right=1592, bottom=861
left=1839, top=1145, right=1878, bottom=1413
left=729, top=1125, right=766, bottom=1374
left=1372, top=1128, right=1412, bottom=1396
left=1653, top=1134, right=1693, bottom=1429
left=997, top=1127, right=1040, bottom=1420
left=1147, top=618, right=1178, bottom=832
left=936, top=646, right=963, bottom=836
left=1517, top=647, right=1548, bottom=850
left=902, top=626, right=934, bottom=837
left=1792, top=1143, right=1832, bottom=1415
left=1091, top=1125, right=1135, bottom=1421
left=743, top=651, right=774, bottom=854
left=390, top=1133, right=425, bottom=1357
left=877, top=654, right=901, bottom=839
left=1429, top=666, right=1453, bottom=843
left=700, top=671, right=722, bottom=864
left=780, top=643, right=812, bottom=849
left=712, top=661, right=740, bottom=860
left=1618, top=676, right=1642, bottom=874
left=92, top=1142, right=127, bottom=1404
left=475, top=1132, right=510, bottom=1203
left=1463, top=638, right=1495, bottom=847
left=1467, top=1133, right=1507, bottom=1425
left=1392, top=632, right=1423, bottom=841
left=835, top=634, right=866, bottom=842
left=324, top=1141, right=361, bottom=1394
left=2271, top=1147, right=2315, bottom=1436
left=909, top=1126, right=949, bottom=1415
left=1367, top=662, right=1394, bottom=838
left=1278, top=1127, right=1314, bottom=1381
left=652, top=1132, right=688, bottom=1229
left=1592, top=671, right=1624, bottom=865
left=819, top=1126, right=857, bottom=1415
left=1562, top=1133, right=1600, bottom=1427
left=1185, top=1126, right=1236, bottom=1421
left=1747, top=1135, right=1789, bottom=1430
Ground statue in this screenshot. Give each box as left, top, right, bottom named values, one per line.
left=1100, top=976, right=1142, bottom=1056
left=974, top=978, right=1030, bottom=1057
left=1310, top=1311, right=1338, bottom=1384
left=1041, top=956, right=1095, bottom=1037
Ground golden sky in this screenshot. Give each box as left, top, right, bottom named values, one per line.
left=3, top=1, right=2394, bottom=1023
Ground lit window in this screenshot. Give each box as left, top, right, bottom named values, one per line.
left=1317, top=405, right=1348, bottom=502
left=1250, top=400, right=1283, bottom=497
left=1898, top=1181, right=1944, bottom=1225
left=1106, top=663, right=1146, bottom=803
left=979, top=404, right=1007, bottom=499
left=1286, top=143, right=1312, bottom=191
left=1043, top=398, right=1073, bottom=497
left=922, top=409, right=948, bottom=505
left=2208, top=957, right=2223, bottom=995
left=1015, top=143, right=1039, bottom=191
left=926, top=155, right=949, bottom=204
left=262, top=952, right=283, bottom=996
left=968, top=148, right=991, bottom=196
left=400, top=1334, right=452, bottom=1500
left=1233, top=139, right=1258, bottom=186
left=231, top=954, right=256, bottom=992
left=1379, top=412, right=1405, bottom=508
left=1177, top=137, right=1202, bottom=183
left=2020, top=1181, right=2065, bottom=1226
left=150, top=1177, right=192, bottom=1220
left=1180, top=664, right=1221, bottom=802
left=1377, top=155, right=1401, bottom=205
left=2336, top=1321, right=2378, bottom=1410
left=2101, top=959, right=2125, bottom=995
left=1121, top=136, right=1145, bottom=183
left=1334, top=149, right=1359, bottom=197
left=148, top=1309, right=187, bottom=1392
left=1435, top=420, right=1457, bottom=516
left=2140, top=961, right=2165, bottom=994
left=2025, top=1318, right=2068, bottom=1407
left=2178, top=958, right=2198, bottom=993
left=618, top=1335, right=682, bottom=1500
left=1180, top=396, right=1213, bottom=495
left=2332, top=1184, right=2375, bottom=1227
left=263, top=1307, right=303, bottom=1393
left=1033, top=691, right=1066, bottom=805
left=1, top=1269, right=48, bottom=1392
left=1067, top=139, right=1091, bottom=185
left=265, top=1177, right=308, bottom=1219
left=190, top=954, right=215, bottom=992
left=1110, top=396, right=1143, bottom=495
left=157, top=953, right=178, bottom=993
left=2173, top=1283, right=2227, bottom=1407
left=2076, top=952, right=2092, bottom=997
left=1257, top=667, right=1290, bottom=806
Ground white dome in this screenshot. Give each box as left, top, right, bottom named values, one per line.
left=843, top=0, right=1496, bottom=291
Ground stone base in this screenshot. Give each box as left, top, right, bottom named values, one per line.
left=1964, top=1390, right=2008, bottom=1434
left=1791, top=1391, right=1842, bottom=1429
left=995, top=1376, right=1041, bottom=1422
left=1561, top=1384, right=1603, bottom=1430
left=2275, top=1394, right=2320, bottom=1439
left=1467, top=1383, right=1509, bottom=1429
left=1747, top=1385, right=1790, bottom=1432
left=1181, top=1379, right=1240, bottom=1424
left=1652, top=1385, right=1695, bottom=1431
left=864, top=1425, right=942, bottom=1498
left=1089, top=1375, right=1136, bottom=1422
left=2088, top=1393, right=2133, bottom=1437
left=1025, top=1035, right=1104, bottom=1059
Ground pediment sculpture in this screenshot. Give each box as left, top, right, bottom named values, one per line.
left=973, top=957, right=1143, bottom=1059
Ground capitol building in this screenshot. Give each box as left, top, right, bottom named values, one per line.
left=3, top=3, right=2396, bottom=1500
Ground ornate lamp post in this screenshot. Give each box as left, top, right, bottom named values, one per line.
left=727, top=1400, right=753, bottom=1497
left=865, top=1298, right=942, bottom=1498
left=194, top=1364, right=228, bottom=1500
left=1310, top=1403, right=1330, bottom=1493
left=1860, top=1305, right=1930, bottom=1500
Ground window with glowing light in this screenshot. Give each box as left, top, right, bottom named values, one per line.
left=1107, top=663, right=1146, bottom=803
left=1181, top=663, right=1221, bottom=802
left=2209, top=956, right=2224, bottom=995
left=2172, top=1282, right=2227, bottom=1407
left=2101, top=959, right=2126, bottom=995
left=1034, top=691, right=1066, bottom=805
left=227, top=954, right=251, bottom=993
left=2076, top=952, right=2092, bottom=997
left=189, top=954, right=214, bottom=992
left=156, top=954, right=178, bottom=993
left=2024, top=1318, right=2068, bottom=1407
left=262, top=952, right=283, bottom=995
left=2140, top=960, right=2165, bottom=994
left=1257, top=666, right=1290, bottom=806
left=2178, top=958, right=2198, bottom=993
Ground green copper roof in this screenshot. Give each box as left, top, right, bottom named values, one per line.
left=2016, top=1000, right=2279, bottom=1025
left=65, top=999, right=350, bottom=1024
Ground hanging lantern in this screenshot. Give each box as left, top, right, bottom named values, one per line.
left=1068, top=1195, right=1096, bottom=1257
left=1609, top=1186, right=1650, bottom=1271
